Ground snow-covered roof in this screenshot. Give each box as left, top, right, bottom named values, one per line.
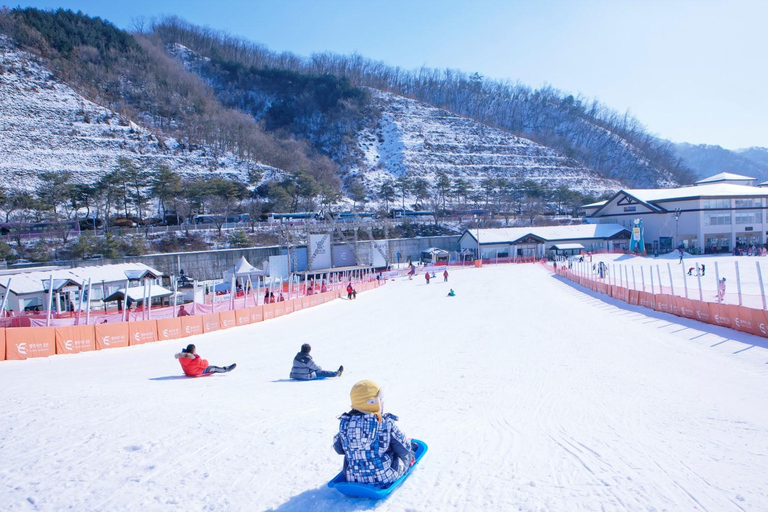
left=103, top=285, right=174, bottom=303
left=422, top=247, right=450, bottom=255
left=551, top=243, right=585, bottom=250
left=466, top=224, right=629, bottom=245
left=0, top=263, right=165, bottom=296
left=620, top=183, right=768, bottom=204
left=582, top=200, right=607, bottom=209
left=695, top=172, right=755, bottom=185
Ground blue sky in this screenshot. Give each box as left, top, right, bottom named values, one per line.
left=11, top=0, right=768, bottom=149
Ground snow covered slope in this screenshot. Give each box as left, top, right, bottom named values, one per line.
left=0, top=36, right=280, bottom=189
left=1, top=262, right=767, bottom=510
left=358, top=90, right=624, bottom=195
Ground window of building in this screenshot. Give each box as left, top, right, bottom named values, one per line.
left=734, top=210, right=762, bottom=224
left=704, top=212, right=731, bottom=226
left=735, top=198, right=761, bottom=208
left=703, top=199, right=732, bottom=209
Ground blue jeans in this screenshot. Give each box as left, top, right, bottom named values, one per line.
left=316, top=370, right=338, bottom=378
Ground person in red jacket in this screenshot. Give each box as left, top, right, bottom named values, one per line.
left=443, top=269, right=449, bottom=282
left=425, top=272, right=430, bottom=284
left=174, top=344, right=236, bottom=377
left=346, top=283, right=355, bottom=300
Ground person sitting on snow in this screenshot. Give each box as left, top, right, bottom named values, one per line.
left=333, top=380, right=416, bottom=487
left=175, top=344, right=236, bottom=377
left=448, top=289, right=456, bottom=297
left=289, top=343, right=343, bottom=380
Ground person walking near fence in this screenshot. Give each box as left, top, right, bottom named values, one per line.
left=718, top=277, right=727, bottom=301
left=425, top=272, right=431, bottom=285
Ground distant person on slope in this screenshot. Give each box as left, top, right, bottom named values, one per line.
left=448, top=289, right=456, bottom=297
left=290, top=343, right=343, bottom=380
left=443, top=269, right=449, bottom=282
left=333, top=380, right=415, bottom=487
left=718, top=277, right=727, bottom=301
left=425, top=272, right=430, bottom=284
left=175, top=344, right=236, bottom=377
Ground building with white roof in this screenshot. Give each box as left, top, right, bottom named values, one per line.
left=459, top=224, right=631, bottom=259
left=583, top=173, right=768, bottom=254
left=0, top=263, right=164, bottom=312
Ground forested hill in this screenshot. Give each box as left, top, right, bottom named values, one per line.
left=0, top=8, right=695, bottom=211
left=675, top=143, right=768, bottom=183
left=151, top=16, right=694, bottom=189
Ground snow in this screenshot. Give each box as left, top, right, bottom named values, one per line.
left=355, top=90, right=624, bottom=197
left=0, top=36, right=279, bottom=189
left=2, top=263, right=768, bottom=510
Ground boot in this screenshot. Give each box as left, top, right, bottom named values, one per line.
left=337, top=365, right=344, bottom=377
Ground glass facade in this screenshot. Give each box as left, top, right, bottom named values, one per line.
left=703, top=199, right=732, bottom=209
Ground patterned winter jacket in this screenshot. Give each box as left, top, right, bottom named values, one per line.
left=333, top=410, right=413, bottom=486
left=289, top=352, right=322, bottom=380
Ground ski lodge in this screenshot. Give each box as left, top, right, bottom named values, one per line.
left=459, top=224, right=631, bottom=260
left=583, top=172, right=768, bottom=254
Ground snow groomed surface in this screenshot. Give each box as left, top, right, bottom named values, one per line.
left=1, top=261, right=768, bottom=510
left=327, top=439, right=428, bottom=499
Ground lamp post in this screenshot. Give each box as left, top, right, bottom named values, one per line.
left=674, top=208, right=682, bottom=250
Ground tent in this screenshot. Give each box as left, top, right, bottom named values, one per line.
left=223, top=256, right=265, bottom=282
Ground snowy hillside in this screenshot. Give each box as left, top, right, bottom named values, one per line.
left=2, top=261, right=767, bottom=510
left=0, top=36, right=281, bottom=189
left=674, top=142, right=768, bottom=183
left=357, top=90, right=624, bottom=196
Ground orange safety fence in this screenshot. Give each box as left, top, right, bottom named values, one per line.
left=547, top=261, right=768, bottom=341
left=3, top=277, right=389, bottom=360
left=95, top=322, right=130, bottom=350
left=55, top=325, right=96, bottom=355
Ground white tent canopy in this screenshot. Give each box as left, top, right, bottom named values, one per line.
left=223, top=256, right=265, bottom=282
left=550, top=243, right=585, bottom=251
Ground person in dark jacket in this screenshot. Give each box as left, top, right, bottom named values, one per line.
left=289, top=343, right=343, bottom=380
left=333, top=380, right=415, bottom=487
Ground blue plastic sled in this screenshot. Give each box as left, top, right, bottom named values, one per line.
left=327, top=439, right=428, bottom=499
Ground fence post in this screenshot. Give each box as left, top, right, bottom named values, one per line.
left=632, top=266, right=637, bottom=291
left=612, top=264, right=616, bottom=286
left=666, top=263, right=675, bottom=295
left=649, top=267, right=654, bottom=294
left=757, top=262, right=767, bottom=310
left=735, top=261, right=743, bottom=306
left=46, top=273, right=54, bottom=327
left=640, top=266, right=646, bottom=292
left=123, top=278, right=129, bottom=322
left=656, top=265, right=663, bottom=294
left=0, top=278, right=11, bottom=315
left=147, top=280, right=153, bottom=320
left=696, top=269, right=703, bottom=302
left=715, top=261, right=721, bottom=303
left=681, top=263, right=688, bottom=299
left=625, top=266, right=630, bottom=290
left=85, top=279, right=92, bottom=325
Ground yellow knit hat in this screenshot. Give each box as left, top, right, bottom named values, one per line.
left=350, top=380, right=382, bottom=421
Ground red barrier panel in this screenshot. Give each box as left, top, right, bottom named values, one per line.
left=236, top=308, right=251, bottom=326
left=263, top=303, right=275, bottom=320
left=219, top=310, right=236, bottom=329
left=249, top=306, right=263, bottom=324
left=292, top=298, right=303, bottom=312
left=129, top=320, right=158, bottom=346
left=750, top=309, right=768, bottom=337
left=731, top=305, right=757, bottom=335
left=638, top=292, right=655, bottom=309
left=654, top=294, right=671, bottom=314
left=284, top=300, right=294, bottom=314
left=709, top=303, right=733, bottom=328
left=301, top=297, right=312, bottom=309
left=156, top=318, right=183, bottom=341
left=677, top=298, right=697, bottom=319
left=692, top=300, right=712, bottom=324
left=274, top=301, right=285, bottom=318
left=6, top=327, right=55, bottom=360
left=202, top=313, right=221, bottom=333
left=668, top=296, right=682, bottom=316
left=0, top=328, right=4, bottom=361
left=95, top=322, right=130, bottom=350
left=628, top=290, right=639, bottom=306
left=181, top=315, right=204, bottom=338
left=55, top=325, right=96, bottom=355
